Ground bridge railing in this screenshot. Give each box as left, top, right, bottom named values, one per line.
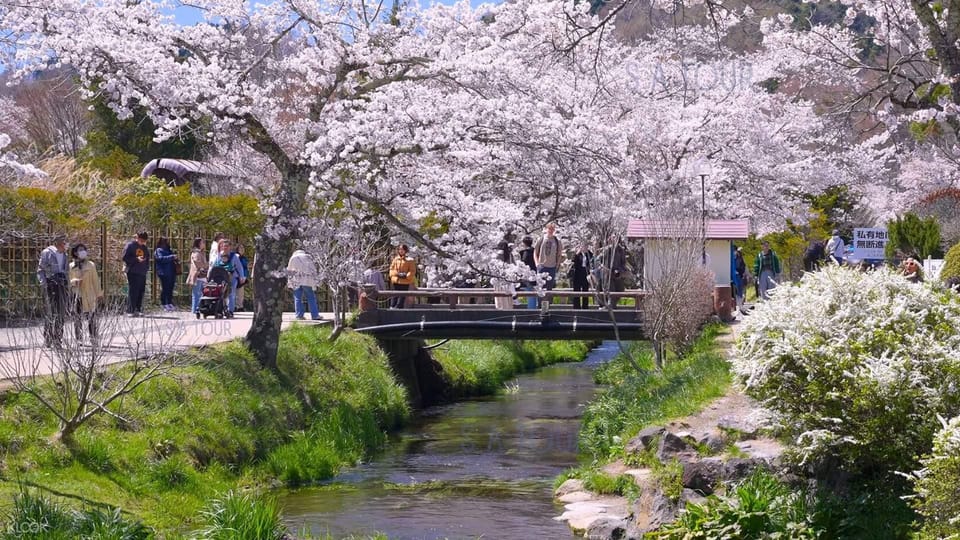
left=360, top=287, right=647, bottom=311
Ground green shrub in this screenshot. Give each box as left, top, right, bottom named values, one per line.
left=148, top=454, right=197, bottom=490
left=733, top=266, right=960, bottom=476
left=656, top=470, right=816, bottom=539
left=886, top=212, right=942, bottom=259
left=912, top=416, right=960, bottom=539
left=941, top=242, right=960, bottom=281
left=197, top=491, right=285, bottom=540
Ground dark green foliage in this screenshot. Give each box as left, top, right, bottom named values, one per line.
left=941, top=242, right=960, bottom=281
left=197, top=491, right=285, bottom=540
left=655, top=471, right=916, bottom=539
left=886, top=212, right=942, bottom=259
left=1, top=490, right=150, bottom=540
left=79, top=94, right=203, bottom=177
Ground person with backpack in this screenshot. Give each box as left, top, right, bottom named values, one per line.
left=826, top=230, right=845, bottom=265
left=37, top=234, right=69, bottom=346
left=753, top=241, right=782, bottom=301
left=69, top=242, right=103, bottom=340
left=533, top=223, right=563, bottom=306
left=122, top=232, right=150, bottom=317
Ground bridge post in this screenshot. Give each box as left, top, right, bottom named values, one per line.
left=374, top=337, right=447, bottom=408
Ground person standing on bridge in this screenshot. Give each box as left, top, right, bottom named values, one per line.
left=287, top=248, right=321, bottom=320
left=37, top=234, right=69, bottom=347
left=534, top=223, right=563, bottom=307
left=571, top=241, right=594, bottom=309
left=518, top=236, right=537, bottom=309
left=389, top=244, right=417, bottom=309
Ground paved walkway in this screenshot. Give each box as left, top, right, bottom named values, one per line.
left=0, top=310, right=332, bottom=379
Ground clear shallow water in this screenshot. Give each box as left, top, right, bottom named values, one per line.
left=279, top=341, right=621, bottom=540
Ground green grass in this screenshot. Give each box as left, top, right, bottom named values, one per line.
left=431, top=340, right=593, bottom=398
left=1, top=489, right=150, bottom=540
left=579, top=324, right=731, bottom=461
left=0, top=328, right=593, bottom=536
left=196, top=491, right=285, bottom=540
left=0, top=326, right=410, bottom=533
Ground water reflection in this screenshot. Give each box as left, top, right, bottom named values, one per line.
left=280, top=342, right=621, bottom=540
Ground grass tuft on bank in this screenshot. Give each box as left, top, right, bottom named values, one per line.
left=578, top=324, right=731, bottom=461
left=431, top=340, right=593, bottom=398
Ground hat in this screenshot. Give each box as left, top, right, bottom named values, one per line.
left=736, top=247, right=743, bottom=252
left=832, top=229, right=839, bottom=235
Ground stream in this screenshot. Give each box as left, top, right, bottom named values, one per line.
left=279, top=341, right=620, bottom=540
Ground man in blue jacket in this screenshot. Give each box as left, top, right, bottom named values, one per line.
left=122, top=232, right=150, bottom=316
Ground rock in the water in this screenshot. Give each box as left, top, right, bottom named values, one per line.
left=681, top=459, right=722, bottom=495
left=626, top=426, right=666, bottom=454
left=656, top=432, right=690, bottom=459
left=586, top=517, right=632, bottom=540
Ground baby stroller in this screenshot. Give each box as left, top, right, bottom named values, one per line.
left=197, top=266, right=229, bottom=319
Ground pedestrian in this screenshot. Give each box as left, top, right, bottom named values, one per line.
left=826, top=229, right=845, bottom=265
left=533, top=223, right=563, bottom=306
left=518, top=236, right=537, bottom=309
left=37, top=234, right=69, bottom=346
left=571, top=241, right=593, bottom=309
left=186, top=237, right=208, bottom=315
left=234, top=243, right=249, bottom=311
left=753, top=240, right=782, bottom=301
left=287, top=248, right=321, bottom=320
left=216, top=239, right=245, bottom=317
left=122, top=232, right=150, bottom=317
left=208, top=231, right=225, bottom=266
left=154, top=236, right=178, bottom=311
left=493, top=238, right=516, bottom=310
left=900, top=257, right=924, bottom=283
left=733, top=246, right=748, bottom=314
left=389, top=244, right=416, bottom=309
left=803, top=238, right=825, bottom=272
left=69, top=242, right=103, bottom=341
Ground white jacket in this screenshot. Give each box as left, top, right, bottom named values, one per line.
left=287, top=250, right=319, bottom=289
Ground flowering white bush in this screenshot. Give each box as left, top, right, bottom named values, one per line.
left=912, top=416, right=960, bottom=539
left=732, top=266, right=960, bottom=475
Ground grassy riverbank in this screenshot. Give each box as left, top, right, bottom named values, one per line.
left=0, top=327, right=591, bottom=536
left=578, top=324, right=731, bottom=461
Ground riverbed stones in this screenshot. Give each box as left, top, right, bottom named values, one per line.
left=625, top=425, right=665, bottom=454
left=656, top=431, right=690, bottom=459
left=585, top=517, right=632, bottom=540
left=556, top=478, right=586, bottom=498
left=681, top=457, right=723, bottom=495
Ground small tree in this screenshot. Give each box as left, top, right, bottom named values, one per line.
left=886, top=212, right=942, bottom=260
left=636, top=212, right=715, bottom=370
left=1, top=298, right=193, bottom=446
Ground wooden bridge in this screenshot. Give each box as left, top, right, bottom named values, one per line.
left=355, top=288, right=647, bottom=341
left=353, top=287, right=647, bottom=407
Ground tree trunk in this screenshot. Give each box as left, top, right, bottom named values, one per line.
left=246, top=182, right=304, bottom=370
left=247, top=231, right=293, bottom=371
